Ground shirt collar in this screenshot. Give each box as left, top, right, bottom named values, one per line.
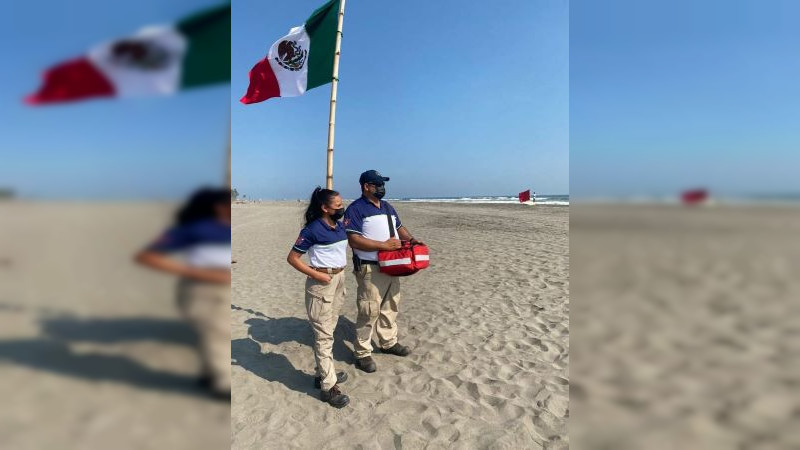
left=317, top=217, right=339, bottom=230
left=360, top=195, right=382, bottom=209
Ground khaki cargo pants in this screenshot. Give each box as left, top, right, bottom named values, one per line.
left=177, top=279, right=231, bottom=394
left=353, top=264, right=401, bottom=359
left=305, top=271, right=346, bottom=391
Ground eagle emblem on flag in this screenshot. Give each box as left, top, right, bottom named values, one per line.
left=109, top=39, right=172, bottom=70
left=275, top=40, right=307, bottom=71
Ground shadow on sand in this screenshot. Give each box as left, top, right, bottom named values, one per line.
left=40, top=316, right=197, bottom=346
left=231, top=304, right=356, bottom=397
left=0, top=314, right=214, bottom=399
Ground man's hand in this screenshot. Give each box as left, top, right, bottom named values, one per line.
left=349, top=233, right=401, bottom=252
left=397, top=227, right=422, bottom=246
left=382, top=238, right=402, bottom=250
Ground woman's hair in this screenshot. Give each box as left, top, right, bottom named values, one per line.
left=304, top=187, right=339, bottom=227
left=176, top=187, right=229, bottom=225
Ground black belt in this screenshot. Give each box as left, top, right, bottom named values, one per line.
left=353, top=255, right=378, bottom=271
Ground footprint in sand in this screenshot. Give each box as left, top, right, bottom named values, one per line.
left=545, top=375, right=569, bottom=387
left=529, top=337, right=550, bottom=353
left=544, top=393, right=569, bottom=418
left=464, top=381, right=483, bottom=400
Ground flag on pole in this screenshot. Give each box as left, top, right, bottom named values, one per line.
left=25, top=4, right=230, bottom=105
left=681, top=188, right=709, bottom=205
left=519, top=190, right=531, bottom=203
left=240, top=0, right=340, bottom=104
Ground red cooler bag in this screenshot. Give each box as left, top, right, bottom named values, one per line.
left=378, top=241, right=429, bottom=276
left=377, top=205, right=429, bottom=276
left=411, top=243, right=429, bottom=270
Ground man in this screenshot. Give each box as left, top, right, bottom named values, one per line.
left=343, top=170, right=424, bottom=373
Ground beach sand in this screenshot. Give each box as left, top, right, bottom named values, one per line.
left=570, top=204, right=800, bottom=449
left=232, top=202, right=569, bottom=449
left=0, top=202, right=229, bottom=450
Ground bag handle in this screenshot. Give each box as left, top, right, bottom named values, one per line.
left=384, top=202, right=396, bottom=239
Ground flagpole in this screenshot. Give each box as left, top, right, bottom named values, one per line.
left=326, top=0, right=346, bottom=190
left=225, top=110, right=231, bottom=189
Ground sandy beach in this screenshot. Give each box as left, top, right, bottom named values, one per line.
left=0, top=202, right=229, bottom=450
left=232, top=201, right=569, bottom=449
left=570, top=204, right=800, bottom=449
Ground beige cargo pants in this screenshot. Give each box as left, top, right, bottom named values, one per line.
left=353, top=264, right=401, bottom=359
left=177, top=279, right=231, bottom=394
left=305, top=271, right=346, bottom=391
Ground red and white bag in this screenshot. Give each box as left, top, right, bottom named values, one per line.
left=377, top=206, right=429, bottom=276
left=378, top=241, right=429, bottom=276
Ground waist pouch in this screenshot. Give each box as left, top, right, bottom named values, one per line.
left=376, top=204, right=429, bottom=276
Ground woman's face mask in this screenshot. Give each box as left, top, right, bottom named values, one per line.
left=330, top=208, right=345, bottom=221
left=325, top=195, right=344, bottom=221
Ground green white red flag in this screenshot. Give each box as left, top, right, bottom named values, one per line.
left=240, top=0, right=340, bottom=104
left=26, top=4, right=230, bottom=105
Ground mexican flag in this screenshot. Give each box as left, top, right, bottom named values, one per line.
left=240, top=0, right=341, bottom=104
left=26, top=4, right=230, bottom=105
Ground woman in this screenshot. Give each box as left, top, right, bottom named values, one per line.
left=135, top=187, right=231, bottom=399
left=286, top=187, right=350, bottom=408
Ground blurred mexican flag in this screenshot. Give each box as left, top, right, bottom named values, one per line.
left=26, top=3, right=230, bottom=105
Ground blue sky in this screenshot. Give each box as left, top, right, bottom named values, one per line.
left=232, top=0, right=569, bottom=200
left=4, top=1, right=797, bottom=200
left=0, top=0, right=229, bottom=199
left=571, top=0, right=800, bottom=197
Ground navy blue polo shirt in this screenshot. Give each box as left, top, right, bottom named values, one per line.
left=148, top=218, right=231, bottom=268
left=343, top=196, right=402, bottom=261
left=292, top=218, right=348, bottom=268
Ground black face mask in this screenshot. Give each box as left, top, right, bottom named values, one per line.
left=373, top=185, right=386, bottom=199
left=330, top=208, right=345, bottom=221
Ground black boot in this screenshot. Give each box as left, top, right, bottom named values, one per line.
left=356, top=356, right=377, bottom=373
left=320, top=385, right=350, bottom=408
left=381, top=343, right=411, bottom=357
left=314, top=371, right=348, bottom=389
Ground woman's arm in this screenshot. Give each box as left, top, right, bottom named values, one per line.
left=287, top=249, right=331, bottom=283
left=135, top=250, right=230, bottom=284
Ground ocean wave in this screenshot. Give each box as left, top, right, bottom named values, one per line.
left=390, top=196, right=569, bottom=205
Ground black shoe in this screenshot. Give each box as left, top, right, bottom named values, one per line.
left=209, top=389, right=231, bottom=402
left=314, top=371, right=348, bottom=389
left=356, top=356, right=377, bottom=373
left=381, top=343, right=411, bottom=357
left=197, top=375, right=213, bottom=389
left=320, top=385, right=350, bottom=408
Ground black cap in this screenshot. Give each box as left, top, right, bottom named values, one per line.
left=359, top=170, right=390, bottom=185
